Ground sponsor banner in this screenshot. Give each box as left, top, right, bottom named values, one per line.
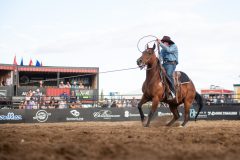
left=0, top=105, right=240, bottom=123
left=90, top=108, right=122, bottom=121
left=17, top=87, right=46, bottom=96
left=0, top=110, right=25, bottom=123
left=202, top=105, right=240, bottom=120
left=25, top=109, right=53, bottom=123
left=66, top=109, right=84, bottom=121
left=123, top=107, right=149, bottom=120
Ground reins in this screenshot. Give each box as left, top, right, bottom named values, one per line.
left=137, top=35, right=167, bottom=99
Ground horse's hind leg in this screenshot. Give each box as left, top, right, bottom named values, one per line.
left=166, top=105, right=180, bottom=126
left=181, top=101, right=192, bottom=126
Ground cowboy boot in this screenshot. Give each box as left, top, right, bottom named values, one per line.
left=167, top=82, right=176, bottom=100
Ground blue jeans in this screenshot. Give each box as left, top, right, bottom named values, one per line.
left=163, top=63, right=176, bottom=93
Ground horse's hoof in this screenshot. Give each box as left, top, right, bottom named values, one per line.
left=144, top=124, right=149, bottom=127
left=142, top=117, right=148, bottom=127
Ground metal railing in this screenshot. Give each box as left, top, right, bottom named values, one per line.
left=1, top=93, right=240, bottom=109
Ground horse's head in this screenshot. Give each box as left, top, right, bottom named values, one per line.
left=136, top=44, right=156, bottom=69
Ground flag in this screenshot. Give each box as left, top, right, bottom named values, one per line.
left=36, top=60, right=41, bottom=67
left=13, top=55, right=18, bottom=65
left=20, top=58, right=24, bottom=66
left=29, top=59, right=33, bottom=66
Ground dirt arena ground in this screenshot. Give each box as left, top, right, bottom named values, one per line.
left=0, top=118, right=240, bottom=160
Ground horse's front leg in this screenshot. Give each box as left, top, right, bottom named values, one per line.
left=144, top=97, right=159, bottom=127
left=138, top=95, right=149, bottom=124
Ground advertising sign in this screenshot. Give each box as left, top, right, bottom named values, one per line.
left=0, top=104, right=239, bottom=124
left=0, top=110, right=25, bottom=123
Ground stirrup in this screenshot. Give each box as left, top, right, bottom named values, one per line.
left=167, top=91, right=175, bottom=100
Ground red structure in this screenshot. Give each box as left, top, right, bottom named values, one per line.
left=0, top=64, right=99, bottom=101
left=201, top=89, right=234, bottom=95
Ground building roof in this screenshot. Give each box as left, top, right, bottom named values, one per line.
left=0, top=64, right=98, bottom=73
left=201, top=89, right=234, bottom=94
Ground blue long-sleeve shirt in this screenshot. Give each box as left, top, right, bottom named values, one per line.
left=158, top=42, right=178, bottom=64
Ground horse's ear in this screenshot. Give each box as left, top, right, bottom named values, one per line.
left=153, top=44, right=156, bottom=50
left=147, top=44, right=149, bottom=49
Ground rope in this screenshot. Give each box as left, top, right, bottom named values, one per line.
left=19, top=66, right=140, bottom=85
left=20, top=35, right=160, bottom=85
left=137, top=35, right=159, bottom=53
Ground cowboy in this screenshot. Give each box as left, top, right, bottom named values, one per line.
left=157, top=36, right=178, bottom=100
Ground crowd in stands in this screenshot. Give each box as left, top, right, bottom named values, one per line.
left=0, top=73, right=12, bottom=86
left=100, top=97, right=139, bottom=108
left=58, top=81, right=85, bottom=89
left=15, top=86, right=141, bottom=109
left=18, top=89, right=83, bottom=109
left=204, top=95, right=235, bottom=105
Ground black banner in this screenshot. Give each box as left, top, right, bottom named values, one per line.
left=0, top=109, right=25, bottom=123
left=0, top=105, right=240, bottom=123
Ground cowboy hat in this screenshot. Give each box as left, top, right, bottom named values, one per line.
left=161, top=36, right=175, bottom=44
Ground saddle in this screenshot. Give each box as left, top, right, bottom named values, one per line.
left=162, top=70, right=191, bottom=102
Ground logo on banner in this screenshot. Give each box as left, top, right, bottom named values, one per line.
left=93, top=110, right=120, bottom=119
left=0, top=112, right=22, bottom=121
left=70, top=110, right=80, bottom=117
left=33, top=110, right=51, bottom=122
left=124, top=111, right=142, bottom=117
left=208, top=111, right=237, bottom=116
left=158, top=112, right=173, bottom=117
left=125, top=111, right=130, bottom=117
left=66, top=110, right=84, bottom=121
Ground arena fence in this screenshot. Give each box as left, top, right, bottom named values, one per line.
left=0, top=105, right=240, bottom=123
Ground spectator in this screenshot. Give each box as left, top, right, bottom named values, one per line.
left=35, top=89, right=42, bottom=100
left=102, top=98, right=108, bottom=108
left=75, top=100, right=82, bottom=108
left=59, top=81, right=65, bottom=88
left=121, top=98, right=127, bottom=107
left=25, top=101, right=32, bottom=109
left=40, top=102, right=47, bottom=109
left=58, top=100, right=67, bottom=109
left=19, top=101, right=25, bottom=109
left=49, top=97, right=57, bottom=109
left=69, top=90, right=77, bottom=103
left=65, top=81, right=71, bottom=88
left=5, top=73, right=12, bottom=86
left=30, top=98, right=37, bottom=109
left=28, top=89, right=33, bottom=97
left=79, top=81, right=84, bottom=89
left=69, top=102, right=77, bottom=108
left=44, top=95, right=51, bottom=108
left=117, top=100, right=123, bottom=108
left=39, top=80, right=44, bottom=88
left=131, top=97, right=138, bottom=107
left=25, top=90, right=32, bottom=101
left=111, top=100, right=117, bottom=108
left=0, top=79, right=4, bottom=86
left=71, top=81, right=78, bottom=88
left=60, top=91, right=68, bottom=101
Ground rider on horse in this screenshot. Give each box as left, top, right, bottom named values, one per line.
left=157, top=36, right=178, bottom=100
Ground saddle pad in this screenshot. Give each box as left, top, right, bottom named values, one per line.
left=175, top=71, right=191, bottom=84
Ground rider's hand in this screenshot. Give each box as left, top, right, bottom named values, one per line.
left=156, top=39, right=161, bottom=44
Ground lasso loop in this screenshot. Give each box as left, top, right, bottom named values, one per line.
left=137, top=35, right=159, bottom=53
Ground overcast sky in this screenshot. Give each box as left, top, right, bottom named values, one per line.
left=0, top=0, right=240, bottom=94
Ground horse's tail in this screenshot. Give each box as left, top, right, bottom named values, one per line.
left=194, top=92, right=204, bottom=121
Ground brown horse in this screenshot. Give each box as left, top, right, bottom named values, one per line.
left=136, top=44, right=203, bottom=127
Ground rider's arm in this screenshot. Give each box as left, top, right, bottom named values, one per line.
left=159, top=42, right=178, bottom=54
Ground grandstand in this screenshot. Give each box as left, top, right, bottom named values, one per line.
left=0, top=63, right=99, bottom=108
